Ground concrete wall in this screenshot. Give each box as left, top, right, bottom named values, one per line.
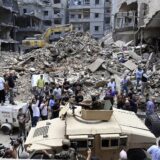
left=113, top=0, right=160, bottom=27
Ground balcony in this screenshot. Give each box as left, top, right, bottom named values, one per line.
left=105, top=1, right=111, bottom=7
left=69, top=0, right=90, bottom=9
left=69, top=17, right=90, bottom=23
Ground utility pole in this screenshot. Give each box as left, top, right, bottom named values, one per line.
left=140, top=27, right=143, bottom=55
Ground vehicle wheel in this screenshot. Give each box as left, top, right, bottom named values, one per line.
left=127, top=148, right=147, bottom=160
left=145, top=113, right=160, bottom=137
left=1, top=125, right=11, bottom=135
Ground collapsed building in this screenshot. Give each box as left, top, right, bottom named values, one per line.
left=15, top=0, right=43, bottom=43
left=113, top=0, right=160, bottom=52
left=0, top=0, right=19, bottom=52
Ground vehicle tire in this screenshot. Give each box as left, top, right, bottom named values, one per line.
left=145, top=113, right=160, bottom=137
left=127, top=148, right=147, bottom=160
left=1, top=124, right=12, bottom=135
left=30, top=152, right=50, bottom=159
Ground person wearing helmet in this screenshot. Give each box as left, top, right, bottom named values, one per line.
left=55, top=139, right=76, bottom=160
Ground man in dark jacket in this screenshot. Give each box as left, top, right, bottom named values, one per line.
left=7, top=72, right=16, bottom=105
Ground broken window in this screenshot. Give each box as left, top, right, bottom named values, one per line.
left=95, top=13, right=99, bottom=18
left=54, top=9, right=60, bottom=14
left=23, top=8, right=27, bottom=14
left=43, top=20, right=52, bottom=26
left=95, top=0, right=99, bottom=5
left=70, top=14, right=75, bottom=18
left=83, top=10, right=90, bottom=18
left=105, top=17, right=110, bottom=24
left=84, top=0, right=90, bottom=5
left=78, top=26, right=81, bottom=30
left=44, top=11, right=49, bottom=16
left=54, top=19, right=61, bottom=24
left=106, top=8, right=110, bottom=13
left=95, top=26, right=99, bottom=31
left=143, top=3, right=149, bottom=16
left=78, top=14, right=81, bottom=19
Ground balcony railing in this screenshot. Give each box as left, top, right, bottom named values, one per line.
left=69, top=0, right=90, bottom=8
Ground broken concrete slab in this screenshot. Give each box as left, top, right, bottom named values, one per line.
left=122, top=60, right=137, bottom=71
left=88, top=58, right=105, bottom=72
left=124, top=51, right=142, bottom=61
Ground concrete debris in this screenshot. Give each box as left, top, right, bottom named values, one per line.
left=122, top=60, right=137, bottom=71
left=0, top=31, right=160, bottom=103
left=88, top=58, right=105, bottom=72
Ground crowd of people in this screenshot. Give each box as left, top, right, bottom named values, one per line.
left=0, top=71, right=17, bottom=106
left=0, top=64, right=158, bottom=160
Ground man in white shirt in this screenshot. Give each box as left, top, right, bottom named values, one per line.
left=0, top=76, right=5, bottom=105
left=53, top=85, right=62, bottom=100
left=107, top=78, right=116, bottom=95
left=40, top=100, right=48, bottom=120
left=31, top=99, right=40, bottom=127
left=119, top=149, right=127, bottom=160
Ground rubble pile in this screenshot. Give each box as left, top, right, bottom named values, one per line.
left=1, top=32, right=160, bottom=102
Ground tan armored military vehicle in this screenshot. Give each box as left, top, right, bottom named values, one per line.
left=25, top=101, right=155, bottom=160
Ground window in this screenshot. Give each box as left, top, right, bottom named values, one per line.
left=102, top=139, right=109, bottom=147
left=84, top=0, right=90, bottom=5
left=23, top=8, right=27, bottom=13
left=54, top=18, right=61, bottom=24
left=106, top=8, right=110, bottom=13
left=70, top=14, right=75, bottom=18
left=54, top=9, right=60, bottom=14
left=78, top=14, right=81, bottom=18
left=95, top=26, right=99, bottom=31
left=78, top=26, right=81, bottom=30
left=105, top=17, right=110, bottom=24
left=95, top=13, right=99, bottom=18
left=54, top=0, right=60, bottom=3
left=111, top=139, right=118, bottom=147
left=44, top=11, right=48, bottom=16
left=120, top=137, right=127, bottom=147
left=43, top=20, right=52, bottom=26
left=95, top=0, right=99, bottom=5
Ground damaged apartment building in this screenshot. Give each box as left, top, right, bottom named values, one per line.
left=0, top=0, right=19, bottom=52
left=15, top=0, right=43, bottom=42
left=68, top=0, right=112, bottom=39
left=113, top=0, right=160, bottom=52
left=15, top=0, right=67, bottom=43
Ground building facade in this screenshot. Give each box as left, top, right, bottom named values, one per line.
left=0, top=0, right=19, bottom=51
left=68, top=0, right=111, bottom=39
left=15, top=0, right=43, bottom=42
left=113, top=0, right=160, bottom=43
left=15, top=0, right=68, bottom=43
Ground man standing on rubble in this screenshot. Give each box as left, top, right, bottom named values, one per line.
left=37, top=75, right=45, bottom=96
left=141, top=69, right=149, bottom=95
left=121, top=76, right=129, bottom=95
left=146, top=97, right=156, bottom=116
left=107, top=78, right=116, bottom=95
left=136, top=66, right=143, bottom=89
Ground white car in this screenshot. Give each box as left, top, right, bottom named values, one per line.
left=0, top=102, right=31, bottom=134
